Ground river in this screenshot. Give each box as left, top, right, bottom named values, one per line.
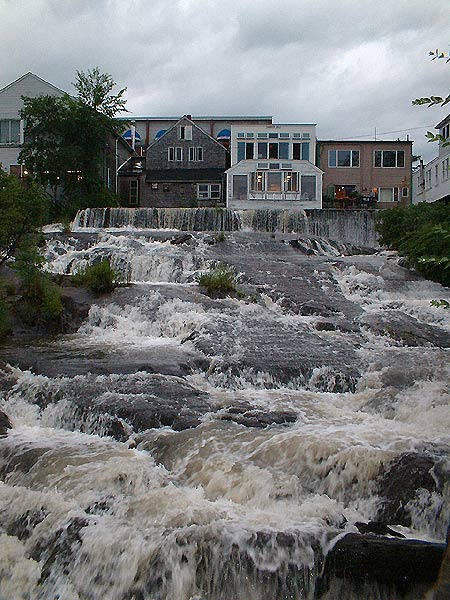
left=0, top=208, right=448, bottom=600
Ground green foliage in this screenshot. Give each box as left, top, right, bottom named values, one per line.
left=376, top=203, right=450, bottom=286
left=214, top=231, right=226, bottom=243
left=197, top=264, right=237, bottom=296
left=73, top=260, right=117, bottom=294
left=13, top=246, right=63, bottom=321
left=0, top=168, right=49, bottom=266
left=73, top=67, right=128, bottom=119
left=18, top=68, right=127, bottom=219
left=412, top=51, right=449, bottom=146
left=431, top=299, right=450, bottom=309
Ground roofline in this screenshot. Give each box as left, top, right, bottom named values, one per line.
left=146, top=115, right=229, bottom=151
left=435, top=113, right=450, bottom=129
left=0, top=72, right=67, bottom=96
left=115, top=115, right=273, bottom=121
left=317, top=139, right=413, bottom=144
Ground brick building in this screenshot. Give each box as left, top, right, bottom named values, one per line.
left=317, top=140, right=413, bottom=209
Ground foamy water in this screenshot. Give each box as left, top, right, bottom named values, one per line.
left=1, top=230, right=448, bottom=599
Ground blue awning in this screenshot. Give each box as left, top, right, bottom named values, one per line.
left=155, top=129, right=167, bottom=139
left=217, top=128, right=231, bottom=139
left=122, top=129, right=142, bottom=141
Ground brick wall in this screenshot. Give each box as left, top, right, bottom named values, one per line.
left=318, top=141, right=412, bottom=207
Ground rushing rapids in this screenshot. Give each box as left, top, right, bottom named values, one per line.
left=0, top=225, right=449, bottom=600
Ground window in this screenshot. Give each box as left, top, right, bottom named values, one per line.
left=268, top=143, right=278, bottom=159
left=168, top=147, right=183, bottom=161
left=441, top=124, right=449, bottom=140
left=0, top=119, right=20, bottom=144
left=163, top=184, right=170, bottom=192
left=257, top=132, right=268, bottom=138
left=328, top=149, right=360, bottom=167
left=268, top=132, right=279, bottom=139
left=292, top=133, right=302, bottom=139
left=257, top=142, right=268, bottom=159
left=245, top=142, right=254, bottom=159
left=237, top=142, right=245, bottom=161
left=237, top=132, right=245, bottom=138
left=129, top=180, right=139, bottom=205
left=151, top=183, right=158, bottom=190
left=189, top=147, right=203, bottom=161
left=267, top=171, right=282, bottom=191
left=179, top=125, right=192, bottom=140
left=250, top=172, right=264, bottom=192
left=301, top=142, right=310, bottom=161
left=293, top=143, right=301, bottom=160
left=284, top=171, right=298, bottom=191
left=402, top=187, right=408, bottom=197
left=246, top=132, right=254, bottom=138
left=435, top=164, right=439, bottom=186
left=197, top=183, right=221, bottom=200
left=379, top=187, right=400, bottom=202
left=279, top=132, right=290, bottom=139
left=302, top=133, right=311, bottom=139
left=279, top=142, right=289, bottom=159
left=374, top=150, right=405, bottom=168
left=443, top=158, right=449, bottom=180
left=301, top=175, right=316, bottom=200
left=425, top=170, right=432, bottom=189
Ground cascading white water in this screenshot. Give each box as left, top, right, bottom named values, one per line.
left=1, top=231, right=448, bottom=600
left=73, top=207, right=379, bottom=247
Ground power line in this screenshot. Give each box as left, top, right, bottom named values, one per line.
left=334, top=125, right=435, bottom=140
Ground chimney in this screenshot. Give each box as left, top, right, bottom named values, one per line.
left=186, top=114, right=192, bottom=120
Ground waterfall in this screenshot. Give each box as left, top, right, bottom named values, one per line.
left=73, top=207, right=379, bottom=246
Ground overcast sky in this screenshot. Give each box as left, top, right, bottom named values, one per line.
left=1, top=0, right=448, bottom=161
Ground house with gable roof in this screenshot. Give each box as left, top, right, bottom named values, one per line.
left=0, top=72, right=66, bottom=175
left=119, top=115, right=229, bottom=207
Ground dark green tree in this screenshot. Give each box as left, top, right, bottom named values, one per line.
left=73, top=66, right=128, bottom=120
left=0, top=168, right=48, bottom=266
left=18, top=68, right=128, bottom=218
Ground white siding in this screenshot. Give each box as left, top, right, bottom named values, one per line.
left=0, top=73, right=66, bottom=173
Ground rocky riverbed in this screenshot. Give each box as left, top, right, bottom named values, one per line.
left=0, top=226, right=449, bottom=599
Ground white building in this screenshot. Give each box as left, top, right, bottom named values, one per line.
left=226, top=122, right=322, bottom=210
left=412, top=113, right=450, bottom=204
left=0, top=72, right=66, bottom=175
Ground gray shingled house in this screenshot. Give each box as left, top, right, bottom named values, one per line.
left=119, top=115, right=229, bottom=207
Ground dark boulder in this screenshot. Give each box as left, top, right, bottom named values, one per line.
left=317, top=533, right=445, bottom=597
left=171, top=233, right=193, bottom=245
left=219, top=404, right=297, bottom=428
left=377, top=452, right=446, bottom=527
left=0, top=410, right=12, bottom=436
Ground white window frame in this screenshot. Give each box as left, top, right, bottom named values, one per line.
left=379, top=187, right=400, bottom=202
left=328, top=149, right=360, bottom=168
left=189, top=146, right=203, bottom=161
left=443, top=158, right=449, bottom=181
left=179, top=125, right=192, bottom=140
left=402, top=186, right=409, bottom=197
left=168, top=147, right=183, bottom=161
left=374, top=150, right=405, bottom=168
left=197, top=183, right=221, bottom=200
left=0, top=119, right=20, bottom=144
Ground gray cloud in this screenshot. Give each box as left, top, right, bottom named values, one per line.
left=1, top=0, right=448, bottom=160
